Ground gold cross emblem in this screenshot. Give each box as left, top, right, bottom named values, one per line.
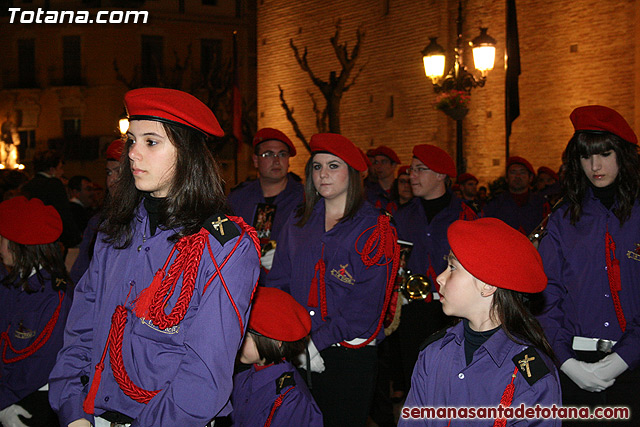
left=278, top=373, right=291, bottom=389
left=518, top=354, right=536, bottom=378
left=211, top=217, right=229, bottom=235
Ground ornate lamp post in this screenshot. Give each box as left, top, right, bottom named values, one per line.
left=422, top=1, right=496, bottom=173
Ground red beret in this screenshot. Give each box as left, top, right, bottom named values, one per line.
left=375, top=145, right=401, bottom=164
left=309, top=133, right=368, bottom=172
left=106, top=139, right=124, bottom=161
left=253, top=128, right=297, bottom=157
left=359, top=148, right=372, bottom=168
left=507, top=156, right=534, bottom=175
left=570, top=105, right=637, bottom=145
left=412, top=144, right=456, bottom=178
left=397, top=166, right=410, bottom=177
left=124, top=88, right=223, bottom=137
left=457, top=173, right=478, bottom=184
left=249, top=287, right=311, bottom=341
left=537, top=166, right=559, bottom=181
left=447, top=218, right=547, bottom=293
left=0, top=196, right=62, bottom=245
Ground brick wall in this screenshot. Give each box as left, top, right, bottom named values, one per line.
left=257, top=0, right=637, bottom=187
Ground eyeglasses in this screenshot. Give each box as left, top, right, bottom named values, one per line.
left=258, top=151, right=290, bottom=159
left=408, top=166, right=431, bottom=174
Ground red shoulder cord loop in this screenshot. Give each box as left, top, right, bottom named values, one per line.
left=1, top=291, right=64, bottom=364
left=493, top=366, right=518, bottom=427
left=605, top=229, right=626, bottom=332
left=341, top=214, right=400, bottom=349
left=264, top=386, right=295, bottom=427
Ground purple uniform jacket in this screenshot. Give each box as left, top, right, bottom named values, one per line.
left=483, top=191, right=548, bottom=236
left=265, top=199, right=391, bottom=351
left=400, top=323, right=561, bottom=426
left=394, top=195, right=477, bottom=286
left=228, top=174, right=303, bottom=244
left=366, top=182, right=398, bottom=214
left=48, top=204, right=260, bottom=426
left=69, top=213, right=101, bottom=285
left=0, top=270, right=71, bottom=410
left=538, top=192, right=640, bottom=369
left=230, top=361, right=323, bottom=426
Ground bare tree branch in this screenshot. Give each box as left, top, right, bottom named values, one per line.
left=343, top=61, right=367, bottom=92
left=290, top=39, right=326, bottom=90
left=279, top=85, right=309, bottom=152
left=113, top=59, right=138, bottom=89
left=308, top=90, right=328, bottom=133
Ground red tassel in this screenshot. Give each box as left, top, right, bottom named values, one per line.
left=308, top=275, right=318, bottom=308
left=82, top=362, right=104, bottom=414
left=133, top=269, right=165, bottom=319
left=493, top=366, right=518, bottom=427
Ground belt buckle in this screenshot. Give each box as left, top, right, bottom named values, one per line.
left=596, top=339, right=614, bottom=353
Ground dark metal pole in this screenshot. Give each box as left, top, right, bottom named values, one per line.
left=456, top=118, right=464, bottom=174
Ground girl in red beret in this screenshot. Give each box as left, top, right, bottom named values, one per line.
left=538, top=105, right=640, bottom=425
left=266, top=133, right=399, bottom=427
left=230, top=287, right=322, bottom=426
left=49, top=88, right=260, bottom=427
left=400, top=218, right=561, bottom=426
left=0, top=196, right=72, bottom=427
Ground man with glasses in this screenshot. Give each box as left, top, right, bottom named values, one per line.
left=228, top=128, right=303, bottom=278
left=366, top=145, right=401, bottom=213
left=393, top=144, right=477, bottom=391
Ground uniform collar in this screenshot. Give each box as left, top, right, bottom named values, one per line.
left=443, top=321, right=517, bottom=368
left=249, top=361, right=292, bottom=393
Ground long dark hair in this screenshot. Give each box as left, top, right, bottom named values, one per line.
left=296, top=153, right=364, bottom=227
left=491, top=288, right=555, bottom=360
left=563, top=132, right=640, bottom=225
left=1, top=240, right=70, bottom=293
left=101, top=122, right=229, bottom=248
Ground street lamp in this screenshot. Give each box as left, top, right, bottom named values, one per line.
left=421, top=1, right=496, bottom=173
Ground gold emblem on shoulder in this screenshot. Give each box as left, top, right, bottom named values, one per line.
left=211, top=216, right=229, bottom=235
left=331, top=264, right=355, bottom=285
left=626, top=243, right=640, bottom=262
left=518, top=354, right=536, bottom=378
left=14, top=322, right=36, bottom=340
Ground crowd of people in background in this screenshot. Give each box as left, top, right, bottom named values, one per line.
left=0, top=91, right=637, bottom=427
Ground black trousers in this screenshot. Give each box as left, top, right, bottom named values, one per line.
left=307, top=345, right=378, bottom=427
left=561, top=350, right=639, bottom=426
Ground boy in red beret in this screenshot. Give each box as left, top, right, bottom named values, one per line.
left=0, top=196, right=72, bottom=427
left=230, top=287, right=322, bottom=426
left=484, top=156, right=550, bottom=236
left=367, top=145, right=401, bottom=213
left=393, top=144, right=477, bottom=394
left=400, top=218, right=561, bottom=426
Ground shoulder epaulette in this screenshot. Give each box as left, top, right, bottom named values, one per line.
left=418, top=328, right=448, bottom=351
left=512, top=347, right=550, bottom=386
left=275, top=371, right=296, bottom=394
left=203, top=214, right=240, bottom=246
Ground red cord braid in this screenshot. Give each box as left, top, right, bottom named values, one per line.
left=1, top=291, right=64, bottom=364
left=493, top=366, right=518, bottom=427
left=342, top=215, right=400, bottom=348
left=605, top=230, right=626, bottom=332
left=307, top=245, right=327, bottom=320
left=109, top=305, right=160, bottom=404
left=228, top=215, right=262, bottom=258
left=263, top=386, right=295, bottom=427
left=147, top=230, right=209, bottom=330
